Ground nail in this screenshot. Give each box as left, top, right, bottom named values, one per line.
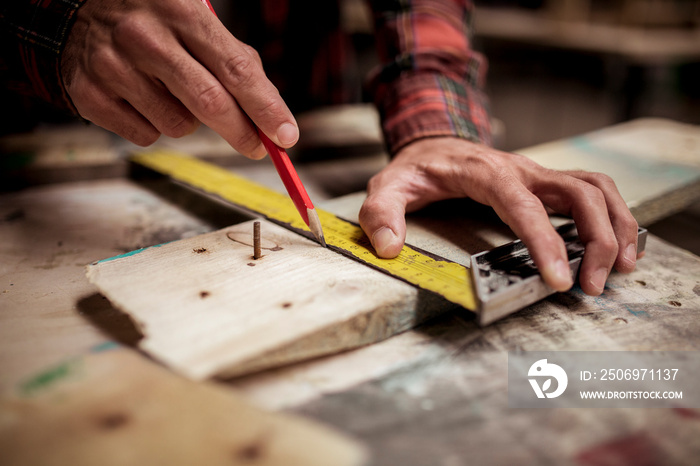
left=590, top=268, right=608, bottom=294
left=372, top=227, right=399, bottom=258
left=253, top=221, right=262, bottom=260
left=623, top=243, right=637, bottom=265
left=276, top=123, right=298, bottom=146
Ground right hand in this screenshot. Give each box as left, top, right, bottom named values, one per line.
left=358, top=137, right=641, bottom=296
left=61, top=0, right=298, bottom=157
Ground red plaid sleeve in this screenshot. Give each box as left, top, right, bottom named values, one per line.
left=368, top=0, right=491, bottom=154
left=0, top=0, right=86, bottom=113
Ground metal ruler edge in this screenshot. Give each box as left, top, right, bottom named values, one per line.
left=130, top=149, right=478, bottom=311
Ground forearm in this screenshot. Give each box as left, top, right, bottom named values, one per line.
left=0, top=0, right=87, bottom=112
left=367, top=0, right=491, bottom=154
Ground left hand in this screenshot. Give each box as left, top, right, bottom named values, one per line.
left=358, top=137, right=641, bottom=296
left=61, top=0, right=298, bottom=156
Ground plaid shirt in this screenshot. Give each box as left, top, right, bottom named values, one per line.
left=0, top=0, right=85, bottom=113
left=0, top=0, right=490, bottom=153
left=369, top=0, right=491, bottom=152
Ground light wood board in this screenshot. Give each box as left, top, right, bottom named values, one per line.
left=518, top=118, right=700, bottom=225
left=86, top=220, right=449, bottom=380
left=0, top=348, right=366, bottom=466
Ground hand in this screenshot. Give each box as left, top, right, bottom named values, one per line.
left=359, top=137, right=641, bottom=296
left=61, top=0, right=298, bottom=157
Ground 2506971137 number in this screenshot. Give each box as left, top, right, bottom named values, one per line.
left=598, top=368, right=679, bottom=381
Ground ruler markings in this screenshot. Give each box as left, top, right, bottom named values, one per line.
left=131, top=150, right=477, bottom=310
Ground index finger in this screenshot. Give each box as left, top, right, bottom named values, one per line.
left=536, top=175, right=620, bottom=295
left=485, top=177, right=575, bottom=292
left=180, top=7, right=299, bottom=148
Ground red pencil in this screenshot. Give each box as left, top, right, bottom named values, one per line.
left=199, top=0, right=326, bottom=246
left=257, top=130, right=326, bottom=246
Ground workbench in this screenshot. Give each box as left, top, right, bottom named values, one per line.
left=1, top=114, right=699, bottom=465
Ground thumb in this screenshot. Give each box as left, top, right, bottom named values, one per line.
left=359, top=190, right=407, bottom=258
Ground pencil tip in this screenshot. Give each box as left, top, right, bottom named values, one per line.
left=307, top=208, right=326, bottom=247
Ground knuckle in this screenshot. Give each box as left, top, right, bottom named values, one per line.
left=241, top=44, right=261, bottom=63
left=126, top=126, right=160, bottom=147
left=171, top=0, right=199, bottom=18
left=194, top=84, right=230, bottom=117
left=600, top=236, right=620, bottom=256
left=88, top=48, right=120, bottom=80
left=162, top=114, right=198, bottom=138
left=576, top=181, right=606, bottom=205
left=358, top=203, right=371, bottom=223
left=231, top=127, right=262, bottom=155
left=223, top=53, right=258, bottom=88
left=588, top=171, right=615, bottom=186
left=114, top=13, right=151, bottom=45
left=113, top=14, right=170, bottom=58
left=65, top=74, right=92, bottom=106
left=359, top=196, right=382, bottom=218
left=365, top=171, right=400, bottom=198
left=253, top=97, right=288, bottom=123
left=616, top=213, right=639, bottom=236
left=490, top=169, right=518, bottom=190
left=365, top=173, right=385, bottom=194
left=71, top=82, right=113, bottom=121
left=506, top=192, right=544, bottom=213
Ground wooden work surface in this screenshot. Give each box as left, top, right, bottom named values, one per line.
left=2, top=117, right=700, bottom=464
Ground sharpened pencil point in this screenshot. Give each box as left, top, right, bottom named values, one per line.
left=307, top=208, right=326, bottom=247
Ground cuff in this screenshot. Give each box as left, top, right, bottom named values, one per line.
left=369, top=47, right=492, bottom=155
left=0, top=0, right=87, bottom=113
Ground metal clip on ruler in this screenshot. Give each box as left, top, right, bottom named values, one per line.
left=131, top=150, right=647, bottom=325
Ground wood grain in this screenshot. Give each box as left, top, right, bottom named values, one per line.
left=87, top=221, right=449, bottom=380
left=0, top=349, right=367, bottom=466
left=518, top=118, right=700, bottom=225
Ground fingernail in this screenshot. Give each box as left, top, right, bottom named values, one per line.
left=623, top=243, right=637, bottom=265
left=590, top=268, right=608, bottom=294
left=277, top=123, right=298, bottom=146
left=372, top=227, right=399, bottom=258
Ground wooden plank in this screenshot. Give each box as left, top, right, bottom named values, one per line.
left=86, top=220, right=450, bottom=380
left=518, top=118, right=700, bottom=225
left=0, top=348, right=367, bottom=466
left=235, top=234, right=700, bottom=410
left=0, top=178, right=250, bottom=392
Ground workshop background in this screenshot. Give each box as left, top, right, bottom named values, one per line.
left=472, top=0, right=700, bottom=254
left=308, top=0, right=700, bottom=254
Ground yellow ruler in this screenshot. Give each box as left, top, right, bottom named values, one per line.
left=131, top=150, right=477, bottom=310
